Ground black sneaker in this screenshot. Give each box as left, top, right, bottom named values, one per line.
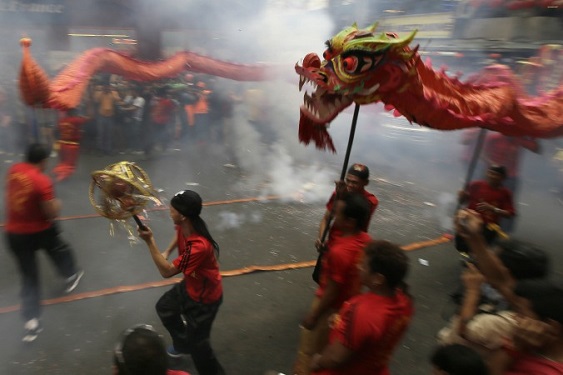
left=23, top=318, right=43, bottom=343
left=64, top=270, right=84, bottom=294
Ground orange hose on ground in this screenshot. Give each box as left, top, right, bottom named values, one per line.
left=0, top=235, right=452, bottom=315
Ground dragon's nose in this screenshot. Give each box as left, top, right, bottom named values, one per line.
left=303, top=53, right=321, bottom=69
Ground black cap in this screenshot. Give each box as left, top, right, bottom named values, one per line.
left=488, top=165, right=507, bottom=178
left=170, top=190, right=202, bottom=218
left=347, top=163, right=369, bottom=180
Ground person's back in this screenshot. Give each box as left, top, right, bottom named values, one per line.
left=5, top=154, right=53, bottom=234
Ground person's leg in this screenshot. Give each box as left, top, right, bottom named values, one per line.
left=454, top=234, right=470, bottom=254
left=6, top=233, right=41, bottom=321
left=293, top=297, right=333, bottom=375
left=40, top=226, right=78, bottom=278
left=483, top=226, right=499, bottom=245
left=185, top=297, right=225, bottom=375
left=156, top=283, right=189, bottom=352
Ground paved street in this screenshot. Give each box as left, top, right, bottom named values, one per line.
left=1, top=115, right=562, bottom=374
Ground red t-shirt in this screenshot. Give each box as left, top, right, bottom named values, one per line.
left=5, top=163, right=55, bottom=234
left=326, top=190, right=379, bottom=232
left=314, top=291, right=413, bottom=375
left=466, top=180, right=515, bottom=224
left=172, top=228, right=222, bottom=304
left=315, top=231, right=372, bottom=309
left=505, top=353, right=563, bottom=374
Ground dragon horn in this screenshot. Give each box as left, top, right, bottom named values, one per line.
left=366, top=22, right=378, bottom=33
left=392, top=30, right=418, bottom=48
left=351, top=22, right=358, bottom=29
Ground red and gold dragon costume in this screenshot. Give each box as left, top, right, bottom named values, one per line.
left=18, top=38, right=269, bottom=110
left=295, top=23, right=563, bottom=152
left=18, top=25, right=563, bottom=157
left=18, top=37, right=271, bottom=180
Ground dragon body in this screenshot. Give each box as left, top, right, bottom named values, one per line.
left=19, top=39, right=269, bottom=110
left=295, top=23, right=563, bottom=152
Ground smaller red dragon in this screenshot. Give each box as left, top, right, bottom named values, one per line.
left=295, top=22, right=563, bottom=152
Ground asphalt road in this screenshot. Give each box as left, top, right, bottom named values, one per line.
left=1, top=128, right=562, bottom=375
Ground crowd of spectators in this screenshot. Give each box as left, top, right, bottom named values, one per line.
left=0, top=72, right=245, bottom=162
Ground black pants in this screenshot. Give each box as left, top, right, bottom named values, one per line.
left=156, top=280, right=225, bottom=375
left=455, top=225, right=498, bottom=254
left=6, top=226, right=78, bottom=321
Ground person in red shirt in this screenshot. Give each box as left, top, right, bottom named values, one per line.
left=481, top=133, right=540, bottom=233
left=138, top=190, right=224, bottom=375
left=4, top=143, right=83, bottom=342
left=310, top=240, right=413, bottom=375
left=313, top=163, right=379, bottom=283
left=317, top=163, right=378, bottom=248
left=149, top=88, right=177, bottom=155
left=294, top=193, right=372, bottom=375
left=52, top=108, right=88, bottom=182
left=113, top=324, right=191, bottom=375
left=455, top=165, right=515, bottom=253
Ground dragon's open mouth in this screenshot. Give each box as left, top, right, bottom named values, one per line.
left=295, top=64, right=353, bottom=125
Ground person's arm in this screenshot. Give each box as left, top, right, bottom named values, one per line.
left=310, top=342, right=353, bottom=371
left=475, top=201, right=514, bottom=218
left=455, top=210, right=515, bottom=297
left=456, top=263, right=485, bottom=338
left=316, top=209, right=332, bottom=251
left=40, top=198, right=61, bottom=220
left=302, top=279, right=341, bottom=330
left=161, top=237, right=178, bottom=259
left=138, top=226, right=180, bottom=278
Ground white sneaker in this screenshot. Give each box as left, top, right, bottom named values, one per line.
left=23, top=318, right=43, bottom=343
left=64, top=270, right=84, bottom=294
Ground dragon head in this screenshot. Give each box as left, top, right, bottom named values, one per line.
left=295, top=22, right=418, bottom=151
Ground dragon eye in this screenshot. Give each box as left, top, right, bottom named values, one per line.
left=323, top=49, right=334, bottom=60
left=342, top=56, right=358, bottom=73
